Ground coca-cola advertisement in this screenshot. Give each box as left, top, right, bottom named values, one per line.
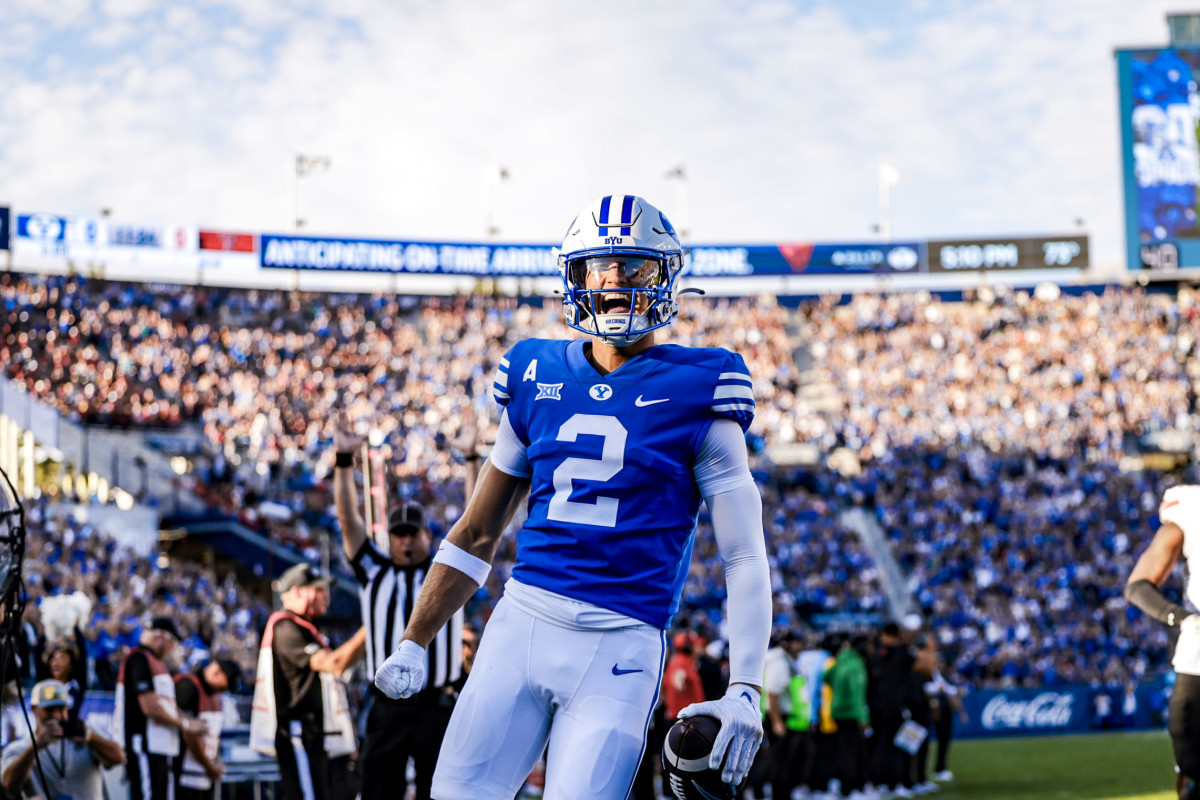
left=981, top=693, right=1076, bottom=730
left=959, top=688, right=1090, bottom=739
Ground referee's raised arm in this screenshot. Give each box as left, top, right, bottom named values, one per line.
left=331, top=408, right=368, bottom=561
left=328, top=405, right=473, bottom=800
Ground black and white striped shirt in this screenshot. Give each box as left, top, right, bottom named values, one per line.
left=351, top=541, right=464, bottom=695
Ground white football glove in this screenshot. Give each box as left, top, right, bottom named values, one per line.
left=677, top=684, right=763, bottom=787
left=374, top=640, right=427, bottom=699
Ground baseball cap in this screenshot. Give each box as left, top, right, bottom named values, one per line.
left=31, top=680, right=72, bottom=709
left=215, top=658, right=242, bottom=687
left=147, top=617, right=182, bottom=640
left=273, top=563, right=334, bottom=594
left=387, top=502, right=426, bottom=536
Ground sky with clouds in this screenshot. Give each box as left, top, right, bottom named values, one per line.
left=0, top=0, right=1188, bottom=271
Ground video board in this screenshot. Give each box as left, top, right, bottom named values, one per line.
left=1117, top=47, right=1200, bottom=271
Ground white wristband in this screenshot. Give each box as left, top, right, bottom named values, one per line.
left=432, top=540, right=492, bottom=586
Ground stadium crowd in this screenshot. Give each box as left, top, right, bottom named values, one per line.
left=797, top=287, right=1195, bottom=458
left=14, top=496, right=270, bottom=692
left=794, top=287, right=1194, bottom=688
left=2, top=272, right=1197, bottom=695
left=860, top=448, right=1173, bottom=688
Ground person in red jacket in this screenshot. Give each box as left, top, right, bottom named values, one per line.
left=662, top=632, right=705, bottom=721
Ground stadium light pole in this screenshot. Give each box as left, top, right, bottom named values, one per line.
left=665, top=164, right=689, bottom=238
left=295, top=154, right=332, bottom=231
left=486, top=164, right=512, bottom=238
left=878, top=161, right=899, bottom=243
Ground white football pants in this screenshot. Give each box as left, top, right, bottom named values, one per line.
left=431, top=596, right=666, bottom=800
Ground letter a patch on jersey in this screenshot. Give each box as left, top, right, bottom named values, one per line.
left=523, top=360, right=538, bottom=382
left=535, top=382, right=563, bottom=401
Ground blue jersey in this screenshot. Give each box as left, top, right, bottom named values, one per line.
left=493, top=339, right=754, bottom=629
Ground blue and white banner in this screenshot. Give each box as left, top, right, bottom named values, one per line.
left=109, top=222, right=196, bottom=251
left=6, top=206, right=1089, bottom=284
left=15, top=213, right=108, bottom=259
left=259, top=235, right=933, bottom=278
left=260, top=234, right=558, bottom=276
left=687, top=242, right=925, bottom=277
left=13, top=213, right=202, bottom=270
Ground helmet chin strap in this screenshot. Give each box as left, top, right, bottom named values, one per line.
left=598, top=332, right=649, bottom=348
left=591, top=307, right=652, bottom=346
left=588, top=284, right=658, bottom=342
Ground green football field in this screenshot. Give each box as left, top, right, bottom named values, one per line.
left=933, top=730, right=1176, bottom=800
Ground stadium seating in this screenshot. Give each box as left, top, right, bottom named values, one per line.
left=3, top=271, right=1193, bottom=689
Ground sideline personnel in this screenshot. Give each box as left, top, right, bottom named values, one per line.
left=115, top=617, right=200, bottom=800
left=250, top=564, right=365, bottom=800
left=175, top=658, right=240, bottom=800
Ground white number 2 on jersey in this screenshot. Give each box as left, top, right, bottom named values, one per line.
left=547, top=413, right=627, bottom=527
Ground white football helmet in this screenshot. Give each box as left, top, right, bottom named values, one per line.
left=557, top=194, right=685, bottom=347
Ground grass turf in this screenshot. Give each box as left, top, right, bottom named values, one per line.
left=931, top=730, right=1176, bottom=800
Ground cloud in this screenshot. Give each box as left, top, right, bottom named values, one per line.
left=0, top=0, right=1185, bottom=270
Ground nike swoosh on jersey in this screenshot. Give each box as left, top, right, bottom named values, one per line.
left=611, top=664, right=643, bottom=675
left=634, top=395, right=669, bottom=407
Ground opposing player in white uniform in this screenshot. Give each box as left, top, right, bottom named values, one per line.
left=1127, top=484, right=1200, bottom=800
left=374, top=195, right=771, bottom=799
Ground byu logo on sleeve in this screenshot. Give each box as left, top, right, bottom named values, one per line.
left=589, top=384, right=613, bottom=402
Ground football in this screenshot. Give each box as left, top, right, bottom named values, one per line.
left=661, top=714, right=738, bottom=800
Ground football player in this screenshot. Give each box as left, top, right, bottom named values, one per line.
left=1126, top=484, right=1200, bottom=800
left=374, top=195, right=771, bottom=799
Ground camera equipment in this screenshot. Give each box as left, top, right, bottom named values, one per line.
left=62, top=718, right=86, bottom=740
left=0, top=466, right=26, bottom=619
left=0, top=466, right=37, bottom=791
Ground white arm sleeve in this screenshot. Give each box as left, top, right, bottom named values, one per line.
left=699, top=420, right=770, bottom=688
left=488, top=410, right=532, bottom=477
left=693, top=419, right=757, bottom=497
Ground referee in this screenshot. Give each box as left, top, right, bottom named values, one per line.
left=332, top=410, right=466, bottom=800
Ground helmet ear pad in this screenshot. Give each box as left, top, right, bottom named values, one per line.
left=654, top=297, right=681, bottom=327
left=562, top=299, right=579, bottom=327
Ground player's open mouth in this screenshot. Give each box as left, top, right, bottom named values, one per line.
left=600, top=294, right=632, bottom=314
